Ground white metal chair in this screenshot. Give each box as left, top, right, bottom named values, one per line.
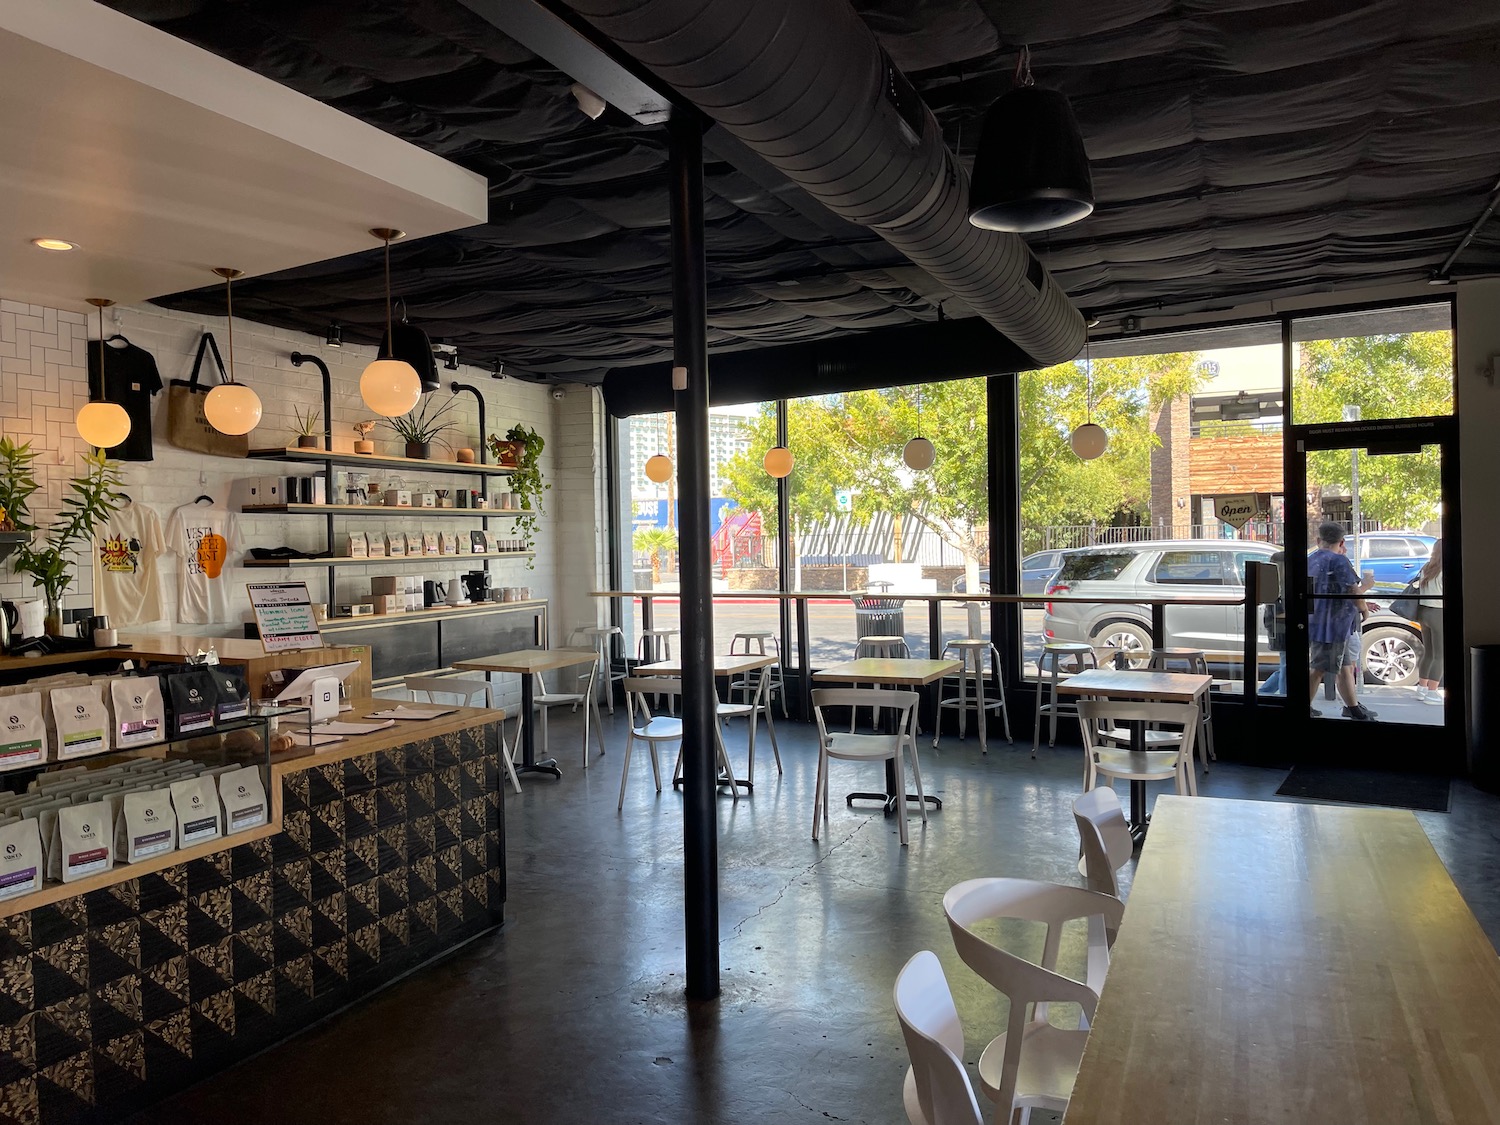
left=935, top=638, right=1012, bottom=751
left=1078, top=699, right=1199, bottom=797
left=1032, top=642, right=1097, bottom=756
left=618, top=677, right=683, bottom=811
left=404, top=675, right=520, bottom=794
left=715, top=664, right=782, bottom=785
left=942, top=878, right=1123, bottom=1123
left=570, top=623, right=623, bottom=714
left=1147, top=647, right=1216, bottom=767
left=1073, top=786, right=1133, bottom=968
left=811, top=688, right=926, bottom=845
left=893, top=950, right=985, bottom=1125
left=529, top=655, right=606, bottom=769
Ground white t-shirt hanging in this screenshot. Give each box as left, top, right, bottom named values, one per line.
left=166, top=501, right=238, bottom=624
left=92, top=501, right=166, bottom=627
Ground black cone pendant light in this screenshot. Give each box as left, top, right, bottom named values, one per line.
left=967, top=47, right=1094, bottom=233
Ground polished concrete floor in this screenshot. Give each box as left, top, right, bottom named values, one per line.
left=135, top=704, right=1500, bottom=1125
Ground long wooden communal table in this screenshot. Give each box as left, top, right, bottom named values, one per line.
left=813, top=657, right=959, bottom=813
left=453, top=648, right=599, bottom=779
left=1056, top=667, right=1212, bottom=837
left=1066, top=795, right=1500, bottom=1124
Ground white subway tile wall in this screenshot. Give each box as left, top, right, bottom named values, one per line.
left=0, top=296, right=607, bottom=710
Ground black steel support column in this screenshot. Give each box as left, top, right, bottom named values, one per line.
left=988, top=376, right=1021, bottom=688
left=775, top=400, right=793, bottom=716
left=669, top=109, right=719, bottom=1001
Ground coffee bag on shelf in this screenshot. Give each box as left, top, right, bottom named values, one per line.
left=117, top=788, right=177, bottom=862
left=57, top=801, right=113, bottom=883
left=166, top=669, right=219, bottom=738
left=110, top=676, right=167, bottom=749
left=169, top=775, right=222, bottom=848
left=47, top=684, right=110, bottom=760
left=0, top=692, right=48, bottom=771
left=0, top=818, right=43, bottom=900
left=208, top=668, right=251, bottom=722
left=218, top=765, right=268, bottom=833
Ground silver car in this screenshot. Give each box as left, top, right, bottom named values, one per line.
left=1040, top=539, right=1425, bottom=686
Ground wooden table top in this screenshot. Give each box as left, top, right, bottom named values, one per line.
left=636, top=653, right=777, bottom=676
left=1065, top=796, right=1500, bottom=1125
left=1054, top=667, right=1211, bottom=703
left=453, top=647, right=597, bottom=675
left=813, top=657, right=960, bottom=687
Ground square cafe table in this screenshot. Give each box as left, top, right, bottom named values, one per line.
left=813, top=657, right=960, bottom=813
left=1065, top=796, right=1500, bottom=1125
left=453, top=648, right=599, bottom=779
left=636, top=652, right=778, bottom=791
left=1055, top=667, right=1212, bottom=838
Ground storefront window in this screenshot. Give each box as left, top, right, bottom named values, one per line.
left=1290, top=304, right=1454, bottom=426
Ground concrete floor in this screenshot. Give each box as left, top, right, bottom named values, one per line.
left=134, top=705, right=1500, bottom=1125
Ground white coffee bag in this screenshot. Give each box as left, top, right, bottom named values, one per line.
left=57, top=801, right=112, bottom=883
left=0, top=818, right=44, bottom=900
left=218, top=765, right=268, bottom=833
left=48, top=684, right=110, bottom=760
left=117, top=788, right=176, bottom=863
left=169, top=775, right=222, bottom=848
left=110, top=676, right=167, bottom=749
left=0, top=692, right=47, bottom=771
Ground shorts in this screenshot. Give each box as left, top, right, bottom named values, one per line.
left=1310, top=639, right=1352, bottom=673
left=1344, top=632, right=1361, bottom=668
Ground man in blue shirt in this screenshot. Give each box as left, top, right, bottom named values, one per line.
left=1308, top=521, right=1377, bottom=720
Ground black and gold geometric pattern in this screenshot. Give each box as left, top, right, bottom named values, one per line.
left=0, top=723, right=504, bottom=1125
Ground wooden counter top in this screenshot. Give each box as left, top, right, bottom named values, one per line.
left=268, top=699, right=503, bottom=775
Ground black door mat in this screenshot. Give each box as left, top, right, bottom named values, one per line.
left=1275, top=766, right=1451, bottom=812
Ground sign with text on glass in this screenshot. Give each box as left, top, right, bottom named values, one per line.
left=247, top=582, right=324, bottom=653
left=1214, top=492, right=1271, bottom=530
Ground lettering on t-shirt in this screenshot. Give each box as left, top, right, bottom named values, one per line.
left=99, top=532, right=142, bottom=574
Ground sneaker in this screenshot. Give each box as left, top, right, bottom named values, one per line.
left=1342, top=704, right=1378, bottom=720
left=1415, top=686, right=1428, bottom=700
left=1423, top=693, right=1445, bottom=706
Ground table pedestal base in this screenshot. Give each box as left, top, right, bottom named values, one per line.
left=519, top=760, right=561, bottom=779
left=846, top=790, right=943, bottom=814
left=1128, top=779, right=1149, bottom=842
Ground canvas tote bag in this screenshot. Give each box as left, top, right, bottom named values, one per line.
left=167, top=333, right=250, bottom=457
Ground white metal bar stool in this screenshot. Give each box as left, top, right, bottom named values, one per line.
left=1147, top=647, right=1216, bottom=768
left=850, top=634, right=910, bottom=731
left=1031, top=642, right=1097, bottom=757
left=935, top=639, right=1012, bottom=751
left=571, top=624, right=623, bottom=714
left=727, top=631, right=788, bottom=719
left=405, top=675, right=521, bottom=794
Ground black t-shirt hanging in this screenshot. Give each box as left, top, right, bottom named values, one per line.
left=87, top=339, right=163, bottom=461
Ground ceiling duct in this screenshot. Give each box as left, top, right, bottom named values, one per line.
left=561, top=0, right=1086, bottom=367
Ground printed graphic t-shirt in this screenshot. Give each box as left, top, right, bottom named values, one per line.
left=165, top=502, right=237, bottom=624
left=92, top=502, right=166, bottom=627
left=87, top=340, right=163, bottom=461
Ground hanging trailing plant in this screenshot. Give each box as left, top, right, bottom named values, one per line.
left=489, top=424, right=546, bottom=565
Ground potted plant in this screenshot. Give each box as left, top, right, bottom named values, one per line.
left=489, top=425, right=546, bottom=563
left=292, top=404, right=322, bottom=449
left=388, top=397, right=461, bottom=460
left=0, top=437, right=124, bottom=634
left=352, top=420, right=377, bottom=455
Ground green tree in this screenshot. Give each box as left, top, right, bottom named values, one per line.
left=632, top=526, right=678, bottom=584
left=1295, top=332, right=1451, bottom=529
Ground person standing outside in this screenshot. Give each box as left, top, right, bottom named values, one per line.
left=1415, top=539, right=1444, bottom=704
left=1308, top=521, right=1378, bottom=720
left=1261, top=550, right=1287, bottom=695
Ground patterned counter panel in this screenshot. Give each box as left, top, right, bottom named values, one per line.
left=0, top=722, right=505, bottom=1125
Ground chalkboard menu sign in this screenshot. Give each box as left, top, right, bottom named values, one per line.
left=247, top=582, right=323, bottom=652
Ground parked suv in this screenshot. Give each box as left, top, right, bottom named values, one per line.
left=1345, top=532, right=1435, bottom=589
left=1041, top=540, right=1425, bottom=686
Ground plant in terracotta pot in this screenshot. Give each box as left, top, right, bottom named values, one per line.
left=0, top=437, right=124, bottom=634
left=292, top=404, right=322, bottom=449
left=489, top=425, right=546, bottom=565
left=387, top=396, right=461, bottom=460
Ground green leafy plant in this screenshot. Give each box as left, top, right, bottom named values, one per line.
left=632, top=526, right=677, bottom=584
left=386, top=396, right=462, bottom=448
left=490, top=424, right=547, bottom=564
left=0, top=438, right=124, bottom=631
left=291, top=404, right=321, bottom=438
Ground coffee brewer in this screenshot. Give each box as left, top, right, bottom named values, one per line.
left=461, top=570, right=491, bottom=603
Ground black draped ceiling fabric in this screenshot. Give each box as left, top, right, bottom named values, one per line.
left=109, top=0, right=1500, bottom=390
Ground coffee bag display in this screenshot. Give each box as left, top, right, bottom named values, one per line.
left=0, top=818, right=43, bottom=900
left=218, top=765, right=268, bottom=833
left=166, top=669, right=218, bottom=737
left=0, top=692, right=47, bottom=770
left=208, top=669, right=251, bottom=722
left=57, top=801, right=113, bottom=883
left=48, top=684, right=110, bottom=760
left=169, top=775, right=222, bottom=847
left=117, top=789, right=176, bottom=862
left=109, top=676, right=166, bottom=749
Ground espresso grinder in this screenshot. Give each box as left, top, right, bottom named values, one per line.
left=461, top=570, right=492, bottom=604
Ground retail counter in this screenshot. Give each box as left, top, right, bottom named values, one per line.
left=0, top=700, right=505, bottom=1124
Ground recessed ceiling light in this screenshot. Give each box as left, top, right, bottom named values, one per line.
left=31, top=237, right=77, bottom=251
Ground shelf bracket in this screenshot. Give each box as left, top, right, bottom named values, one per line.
left=450, top=381, right=488, bottom=463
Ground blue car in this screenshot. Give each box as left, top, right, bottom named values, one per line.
left=953, top=550, right=1071, bottom=596
left=1344, top=532, right=1435, bottom=590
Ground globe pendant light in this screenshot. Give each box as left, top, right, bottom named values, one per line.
left=1070, top=342, right=1108, bottom=460
left=360, top=228, right=422, bottom=417
left=644, top=453, right=673, bottom=484
left=76, top=298, right=131, bottom=449
left=967, top=47, right=1094, bottom=233
left=763, top=445, right=794, bottom=478
left=202, top=268, right=263, bottom=436
left=902, top=383, right=936, bottom=471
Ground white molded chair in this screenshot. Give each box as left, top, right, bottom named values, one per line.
left=942, top=878, right=1123, bottom=1123
left=1073, top=786, right=1134, bottom=972
left=618, top=677, right=683, bottom=811
left=1078, top=699, right=1199, bottom=797
left=569, top=623, right=623, bottom=714
left=716, top=665, right=782, bottom=785
left=811, top=688, right=926, bottom=845
left=405, top=675, right=520, bottom=794
left=530, top=655, right=607, bottom=769
left=893, top=951, right=985, bottom=1125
